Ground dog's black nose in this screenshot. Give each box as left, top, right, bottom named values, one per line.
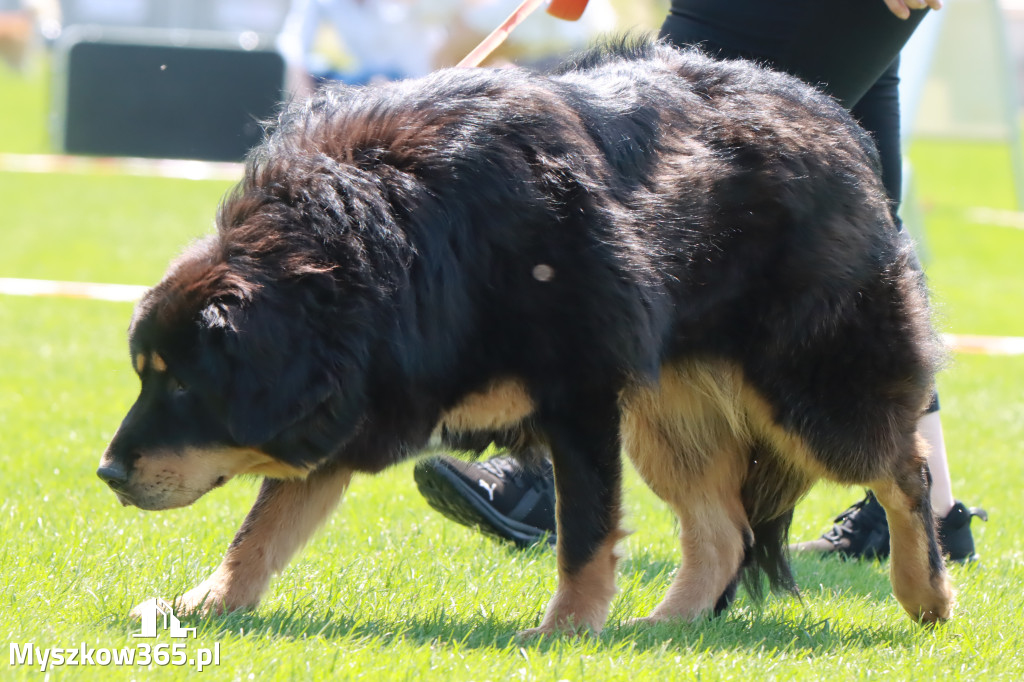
left=97, top=464, right=129, bottom=491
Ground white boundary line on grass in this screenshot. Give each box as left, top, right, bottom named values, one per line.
left=0, top=277, right=148, bottom=303
left=2, top=277, right=1023, bottom=356
left=942, top=333, right=1024, bottom=356
left=0, top=153, right=243, bottom=182
left=966, top=207, right=1024, bottom=231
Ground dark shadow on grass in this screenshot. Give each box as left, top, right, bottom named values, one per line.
left=153, top=569, right=922, bottom=658
left=162, top=599, right=922, bottom=657
left=103, top=544, right=926, bottom=655
left=600, top=609, right=922, bottom=653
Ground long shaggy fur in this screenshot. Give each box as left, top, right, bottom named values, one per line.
left=101, top=36, right=951, bottom=631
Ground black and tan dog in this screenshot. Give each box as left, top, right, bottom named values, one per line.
left=98, top=37, right=952, bottom=634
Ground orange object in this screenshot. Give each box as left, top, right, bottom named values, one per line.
left=456, top=0, right=590, bottom=68
left=547, top=0, right=589, bottom=21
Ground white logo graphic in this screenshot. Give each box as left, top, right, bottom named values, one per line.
left=132, top=599, right=196, bottom=639
left=9, top=599, right=220, bottom=672
left=478, top=479, right=497, bottom=502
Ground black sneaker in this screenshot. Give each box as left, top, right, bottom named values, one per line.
left=413, top=454, right=557, bottom=548
left=797, top=491, right=892, bottom=559
left=939, top=501, right=988, bottom=563
left=791, top=492, right=987, bottom=562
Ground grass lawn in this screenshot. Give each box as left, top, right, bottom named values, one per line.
left=2, top=57, right=1023, bottom=680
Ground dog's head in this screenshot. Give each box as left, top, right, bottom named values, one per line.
left=98, top=236, right=370, bottom=510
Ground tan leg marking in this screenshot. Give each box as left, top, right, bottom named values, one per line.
left=141, top=466, right=353, bottom=617
left=522, top=529, right=627, bottom=637
left=622, top=360, right=750, bottom=479
left=871, top=447, right=954, bottom=623
left=620, top=359, right=826, bottom=623
left=622, top=358, right=951, bottom=626
left=621, top=360, right=753, bottom=622
left=439, top=378, right=534, bottom=432
left=648, top=454, right=750, bottom=622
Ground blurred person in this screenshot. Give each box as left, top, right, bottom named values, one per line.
left=277, top=0, right=615, bottom=97
left=435, top=0, right=616, bottom=69
left=414, top=0, right=986, bottom=563
left=0, top=0, right=58, bottom=70
left=277, top=0, right=443, bottom=96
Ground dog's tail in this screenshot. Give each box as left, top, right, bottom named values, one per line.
left=740, top=509, right=797, bottom=602
left=736, top=442, right=812, bottom=601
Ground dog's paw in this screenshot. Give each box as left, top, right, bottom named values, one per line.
left=907, top=594, right=954, bottom=625
left=173, top=585, right=227, bottom=616
left=129, top=580, right=255, bottom=620
left=516, top=626, right=559, bottom=641
left=622, top=614, right=688, bottom=628
left=175, top=579, right=257, bottom=616
left=128, top=593, right=218, bottom=621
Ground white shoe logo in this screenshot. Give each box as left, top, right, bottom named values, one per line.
left=478, top=479, right=497, bottom=502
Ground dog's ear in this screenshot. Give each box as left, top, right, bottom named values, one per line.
left=198, top=284, right=368, bottom=463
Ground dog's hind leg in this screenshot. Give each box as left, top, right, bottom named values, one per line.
left=138, top=465, right=352, bottom=617
left=519, top=391, right=626, bottom=638
left=621, top=363, right=754, bottom=623
left=632, top=435, right=752, bottom=623
left=870, top=436, right=954, bottom=624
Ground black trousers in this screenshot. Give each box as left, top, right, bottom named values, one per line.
left=661, top=1, right=940, bottom=412
left=660, top=0, right=930, bottom=207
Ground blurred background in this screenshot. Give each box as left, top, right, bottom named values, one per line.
left=0, top=0, right=1021, bottom=177
left=0, top=0, right=1021, bottom=205
left=0, top=0, right=635, bottom=161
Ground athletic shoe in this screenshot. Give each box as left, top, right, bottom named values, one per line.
left=938, top=500, right=988, bottom=563
left=413, top=454, right=557, bottom=548
left=791, top=491, right=987, bottom=562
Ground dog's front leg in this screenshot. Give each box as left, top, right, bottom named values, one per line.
left=133, top=465, right=352, bottom=618
left=520, top=394, right=625, bottom=638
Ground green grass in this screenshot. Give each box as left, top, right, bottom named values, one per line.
left=0, top=59, right=50, bottom=155
left=0, top=172, right=229, bottom=284
left=909, top=140, right=1024, bottom=336
left=2, top=60, right=1024, bottom=680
